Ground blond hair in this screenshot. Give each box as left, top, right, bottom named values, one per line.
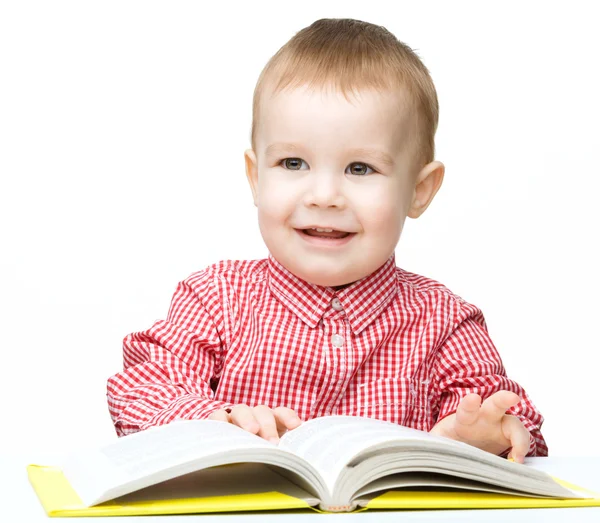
left=251, top=18, right=439, bottom=167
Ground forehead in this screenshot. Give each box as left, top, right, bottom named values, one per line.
left=256, top=85, right=413, bottom=154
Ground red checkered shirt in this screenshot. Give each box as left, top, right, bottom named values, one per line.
left=107, top=253, right=548, bottom=456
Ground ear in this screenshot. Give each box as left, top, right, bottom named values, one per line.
left=407, top=161, right=445, bottom=219
left=244, top=149, right=259, bottom=207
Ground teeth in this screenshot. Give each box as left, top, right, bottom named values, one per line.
left=312, top=228, right=334, bottom=232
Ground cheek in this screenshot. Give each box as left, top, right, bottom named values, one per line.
left=257, top=203, right=280, bottom=228
left=359, top=192, right=407, bottom=231
left=257, top=178, right=293, bottom=224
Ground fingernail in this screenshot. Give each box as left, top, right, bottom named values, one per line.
left=268, top=437, right=279, bottom=444
left=507, top=457, right=515, bottom=462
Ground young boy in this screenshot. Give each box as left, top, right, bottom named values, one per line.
left=107, top=18, right=547, bottom=463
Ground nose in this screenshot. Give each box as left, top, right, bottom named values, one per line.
left=302, top=170, right=346, bottom=208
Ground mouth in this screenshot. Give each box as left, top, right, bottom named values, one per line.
left=294, top=228, right=357, bottom=247
left=299, top=228, right=352, bottom=239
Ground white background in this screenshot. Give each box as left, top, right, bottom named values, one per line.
left=1, top=0, right=598, bottom=457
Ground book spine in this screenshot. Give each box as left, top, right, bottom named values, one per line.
left=318, top=503, right=357, bottom=513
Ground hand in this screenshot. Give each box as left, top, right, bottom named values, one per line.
left=208, top=404, right=302, bottom=444
left=429, top=390, right=530, bottom=463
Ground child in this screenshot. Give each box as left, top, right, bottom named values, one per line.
left=107, top=18, right=547, bottom=464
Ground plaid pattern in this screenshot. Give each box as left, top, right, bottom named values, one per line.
left=107, top=252, right=547, bottom=456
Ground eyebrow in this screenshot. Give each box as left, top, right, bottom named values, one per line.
left=265, top=142, right=396, bottom=167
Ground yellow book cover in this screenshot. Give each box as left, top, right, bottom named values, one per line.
left=28, top=464, right=600, bottom=517
left=28, top=416, right=600, bottom=515
left=28, top=465, right=314, bottom=517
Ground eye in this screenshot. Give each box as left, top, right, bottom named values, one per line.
left=280, top=158, right=308, bottom=170
left=278, top=158, right=375, bottom=175
left=346, top=162, right=375, bottom=176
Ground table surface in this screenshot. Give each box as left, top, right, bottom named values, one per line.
left=4, top=453, right=600, bottom=522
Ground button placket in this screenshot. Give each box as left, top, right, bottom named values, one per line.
left=311, top=318, right=351, bottom=418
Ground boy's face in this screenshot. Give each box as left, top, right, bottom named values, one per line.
left=245, top=85, right=443, bottom=288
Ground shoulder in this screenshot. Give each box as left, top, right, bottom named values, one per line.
left=182, top=258, right=268, bottom=291
left=395, top=267, right=461, bottom=299
left=394, top=267, right=481, bottom=322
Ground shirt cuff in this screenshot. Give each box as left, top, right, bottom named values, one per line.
left=118, top=396, right=236, bottom=435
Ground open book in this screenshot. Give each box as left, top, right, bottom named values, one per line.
left=28, top=415, right=600, bottom=516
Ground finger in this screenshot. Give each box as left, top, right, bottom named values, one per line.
left=480, top=391, right=521, bottom=421
left=429, top=413, right=456, bottom=437
left=273, top=407, right=303, bottom=436
left=502, top=415, right=530, bottom=464
left=208, top=409, right=230, bottom=422
left=229, top=405, right=260, bottom=434
left=252, top=405, right=280, bottom=443
left=454, top=394, right=482, bottom=427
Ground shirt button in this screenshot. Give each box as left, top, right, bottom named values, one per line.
left=331, top=297, right=343, bottom=311
left=331, top=334, right=344, bottom=348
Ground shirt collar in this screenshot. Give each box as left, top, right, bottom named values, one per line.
left=266, top=252, right=398, bottom=335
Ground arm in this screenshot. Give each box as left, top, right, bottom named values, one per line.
left=429, top=300, right=548, bottom=458
left=106, top=276, right=235, bottom=436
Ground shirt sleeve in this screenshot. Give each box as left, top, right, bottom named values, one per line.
left=430, top=299, right=548, bottom=457
left=106, top=272, right=235, bottom=436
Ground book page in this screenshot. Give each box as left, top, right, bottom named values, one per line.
left=352, top=472, right=557, bottom=501
left=61, top=420, right=278, bottom=506
left=279, top=416, right=584, bottom=505
left=278, top=416, right=448, bottom=492
left=112, top=462, right=320, bottom=506
left=97, top=420, right=273, bottom=477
